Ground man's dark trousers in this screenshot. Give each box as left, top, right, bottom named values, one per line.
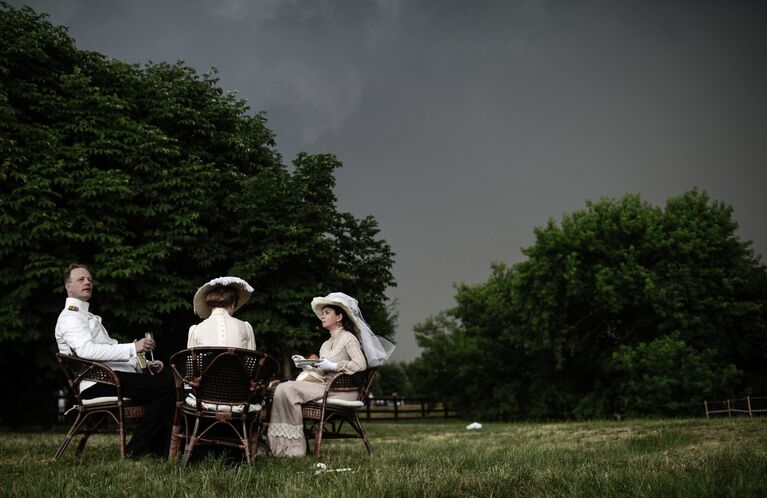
left=81, top=371, right=175, bottom=458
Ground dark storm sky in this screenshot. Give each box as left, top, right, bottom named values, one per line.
left=12, top=0, right=767, bottom=361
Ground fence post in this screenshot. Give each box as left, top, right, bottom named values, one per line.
left=366, top=397, right=371, bottom=421
left=747, top=396, right=752, bottom=418
left=393, top=397, right=399, bottom=421
left=421, top=399, right=426, bottom=419
left=727, top=399, right=732, bottom=417
left=704, top=400, right=709, bottom=419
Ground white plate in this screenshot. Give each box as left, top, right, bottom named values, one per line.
left=296, top=359, right=319, bottom=367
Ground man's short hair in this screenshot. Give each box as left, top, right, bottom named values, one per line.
left=64, top=263, right=91, bottom=284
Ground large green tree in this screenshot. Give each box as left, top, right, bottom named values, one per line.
left=0, top=3, right=395, bottom=425
left=412, top=191, right=766, bottom=419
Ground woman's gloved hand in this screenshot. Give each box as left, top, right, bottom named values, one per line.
left=315, top=358, right=338, bottom=372
left=292, top=354, right=314, bottom=371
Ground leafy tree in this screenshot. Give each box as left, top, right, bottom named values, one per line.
left=370, top=363, right=415, bottom=398
left=609, top=333, right=741, bottom=416
left=412, top=190, right=766, bottom=419
left=0, top=3, right=395, bottom=425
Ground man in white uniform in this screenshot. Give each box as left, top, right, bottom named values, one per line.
left=55, top=263, right=175, bottom=458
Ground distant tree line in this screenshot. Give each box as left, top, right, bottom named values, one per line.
left=385, top=191, right=764, bottom=419
left=0, top=3, right=395, bottom=426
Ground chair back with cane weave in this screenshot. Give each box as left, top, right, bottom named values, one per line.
left=168, top=347, right=279, bottom=466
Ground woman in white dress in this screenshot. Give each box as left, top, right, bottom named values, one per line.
left=187, top=276, right=256, bottom=350
left=267, top=292, right=395, bottom=457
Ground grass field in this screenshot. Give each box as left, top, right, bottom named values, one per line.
left=2, top=417, right=766, bottom=497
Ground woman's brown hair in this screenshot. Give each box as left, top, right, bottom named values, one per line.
left=204, top=286, right=238, bottom=309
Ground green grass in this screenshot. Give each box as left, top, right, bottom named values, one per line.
left=2, top=418, right=766, bottom=497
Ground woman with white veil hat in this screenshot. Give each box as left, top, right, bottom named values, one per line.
left=267, top=292, right=395, bottom=457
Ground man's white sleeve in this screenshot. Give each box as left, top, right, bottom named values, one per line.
left=58, top=313, right=135, bottom=362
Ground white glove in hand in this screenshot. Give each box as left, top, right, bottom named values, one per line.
left=292, top=354, right=313, bottom=371
left=315, top=358, right=338, bottom=372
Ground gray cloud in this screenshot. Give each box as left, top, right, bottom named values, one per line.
left=11, top=0, right=767, bottom=361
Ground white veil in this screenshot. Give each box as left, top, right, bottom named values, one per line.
left=353, top=304, right=396, bottom=367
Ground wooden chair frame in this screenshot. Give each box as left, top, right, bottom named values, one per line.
left=51, top=353, right=145, bottom=461
left=302, top=368, right=378, bottom=458
left=168, top=347, right=278, bottom=466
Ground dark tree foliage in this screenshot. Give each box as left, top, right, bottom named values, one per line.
left=0, top=4, right=395, bottom=425
left=370, top=363, right=415, bottom=398
left=411, top=191, right=767, bottom=420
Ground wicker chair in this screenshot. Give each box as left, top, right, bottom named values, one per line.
left=168, top=347, right=279, bottom=466
left=51, top=353, right=146, bottom=461
left=302, top=368, right=378, bottom=457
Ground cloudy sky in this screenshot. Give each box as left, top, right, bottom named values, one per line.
left=12, top=0, right=767, bottom=361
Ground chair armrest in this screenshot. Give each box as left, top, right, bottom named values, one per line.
left=170, top=363, right=191, bottom=388
left=169, top=349, right=199, bottom=391
left=56, top=354, right=125, bottom=402
left=323, top=372, right=346, bottom=390
left=319, top=371, right=363, bottom=404
left=318, top=373, right=337, bottom=406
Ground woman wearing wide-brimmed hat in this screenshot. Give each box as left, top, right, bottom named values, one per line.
left=187, top=277, right=256, bottom=350
left=267, top=292, right=395, bottom=457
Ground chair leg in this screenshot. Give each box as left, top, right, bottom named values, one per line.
left=361, top=429, right=373, bottom=456
left=363, top=434, right=373, bottom=455
left=241, top=418, right=252, bottom=464
left=314, top=418, right=324, bottom=458
left=51, top=433, right=75, bottom=462
left=117, top=409, right=128, bottom=458
left=168, top=406, right=183, bottom=461
left=255, top=425, right=272, bottom=458
left=74, top=413, right=107, bottom=457
left=350, top=414, right=373, bottom=456
left=182, top=418, right=201, bottom=468
left=168, top=423, right=182, bottom=461
left=250, top=424, right=259, bottom=462
left=248, top=418, right=261, bottom=463
left=74, top=433, right=91, bottom=457
left=51, top=411, right=86, bottom=462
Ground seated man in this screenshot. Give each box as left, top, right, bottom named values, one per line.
left=54, top=263, right=175, bottom=459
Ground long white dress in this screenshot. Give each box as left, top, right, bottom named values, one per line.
left=267, top=328, right=367, bottom=457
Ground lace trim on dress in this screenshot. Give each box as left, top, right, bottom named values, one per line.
left=268, top=422, right=304, bottom=439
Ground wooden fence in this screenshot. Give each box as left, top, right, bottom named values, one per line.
left=362, top=397, right=457, bottom=421
left=703, top=396, right=767, bottom=418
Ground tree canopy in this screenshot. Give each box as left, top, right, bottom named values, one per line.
left=411, top=190, right=767, bottom=419
left=0, top=3, right=395, bottom=425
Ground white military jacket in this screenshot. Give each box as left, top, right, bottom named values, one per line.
left=55, top=297, right=139, bottom=391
